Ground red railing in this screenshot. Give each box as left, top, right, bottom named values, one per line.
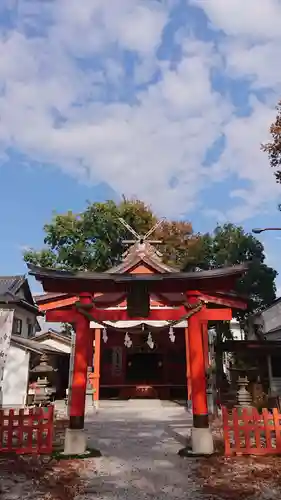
left=0, top=406, right=54, bottom=454
left=222, top=406, right=281, bottom=456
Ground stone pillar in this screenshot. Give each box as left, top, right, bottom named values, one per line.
left=93, top=328, right=101, bottom=409
left=64, top=293, right=91, bottom=455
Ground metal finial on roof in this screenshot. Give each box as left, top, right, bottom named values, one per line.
left=118, top=217, right=165, bottom=246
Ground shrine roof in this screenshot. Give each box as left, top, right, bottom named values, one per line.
left=0, top=274, right=42, bottom=315
left=34, top=292, right=67, bottom=303
left=28, top=262, right=248, bottom=295
left=220, top=340, right=281, bottom=353
left=107, top=241, right=178, bottom=274
left=11, top=335, right=68, bottom=355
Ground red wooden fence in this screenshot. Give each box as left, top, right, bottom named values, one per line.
left=0, top=406, right=54, bottom=454
left=222, top=406, right=281, bottom=456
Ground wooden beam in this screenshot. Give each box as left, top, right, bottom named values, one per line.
left=189, top=292, right=247, bottom=310
left=41, top=293, right=245, bottom=313
left=46, top=305, right=232, bottom=323
left=201, top=308, right=232, bottom=321
left=38, top=296, right=77, bottom=311
left=46, top=309, right=80, bottom=323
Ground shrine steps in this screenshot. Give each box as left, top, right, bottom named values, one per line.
left=119, top=385, right=159, bottom=399
left=100, top=385, right=187, bottom=401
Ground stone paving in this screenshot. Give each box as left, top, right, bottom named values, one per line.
left=78, top=400, right=215, bottom=499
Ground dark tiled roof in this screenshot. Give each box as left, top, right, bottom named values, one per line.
left=34, top=292, right=68, bottom=303
left=0, top=275, right=25, bottom=298
left=0, top=275, right=42, bottom=315
left=267, top=326, right=281, bottom=334
left=28, top=262, right=249, bottom=298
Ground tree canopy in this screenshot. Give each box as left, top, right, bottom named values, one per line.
left=262, top=100, right=281, bottom=183
left=184, top=223, right=277, bottom=321
left=23, top=198, right=195, bottom=271
left=24, top=200, right=277, bottom=324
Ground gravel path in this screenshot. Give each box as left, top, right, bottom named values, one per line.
left=0, top=400, right=217, bottom=500
left=80, top=400, right=214, bottom=499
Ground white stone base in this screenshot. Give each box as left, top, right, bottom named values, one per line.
left=191, top=427, right=214, bottom=455
left=63, top=428, right=87, bottom=455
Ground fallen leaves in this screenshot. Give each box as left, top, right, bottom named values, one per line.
left=0, top=454, right=87, bottom=500
left=196, top=452, right=281, bottom=499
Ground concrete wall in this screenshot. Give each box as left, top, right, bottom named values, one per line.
left=0, top=304, right=37, bottom=338
left=1, top=344, right=30, bottom=407
left=230, top=320, right=244, bottom=340
left=261, top=302, right=281, bottom=334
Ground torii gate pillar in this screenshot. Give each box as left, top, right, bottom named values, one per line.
left=64, top=293, right=93, bottom=456
left=188, top=313, right=213, bottom=455
left=181, top=298, right=233, bottom=456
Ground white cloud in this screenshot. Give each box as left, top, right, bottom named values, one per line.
left=207, top=99, right=280, bottom=222
left=0, top=0, right=280, bottom=221
left=191, top=0, right=281, bottom=40
left=188, top=0, right=281, bottom=220
left=50, top=0, right=168, bottom=56
left=222, top=41, right=281, bottom=90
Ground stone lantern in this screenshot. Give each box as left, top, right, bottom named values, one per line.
left=237, top=375, right=252, bottom=407
left=31, top=353, right=56, bottom=406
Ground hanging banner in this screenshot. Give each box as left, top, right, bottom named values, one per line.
left=0, top=310, right=14, bottom=402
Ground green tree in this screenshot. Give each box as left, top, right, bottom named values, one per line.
left=184, top=223, right=277, bottom=320
left=184, top=223, right=277, bottom=389
left=23, top=198, right=195, bottom=272
left=262, top=99, right=281, bottom=183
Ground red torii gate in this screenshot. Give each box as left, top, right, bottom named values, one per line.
left=29, top=263, right=247, bottom=456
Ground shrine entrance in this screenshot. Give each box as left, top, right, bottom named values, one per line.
left=126, top=352, right=163, bottom=384
left=31, top=216, right=248, bottom=456
left=30, top=258, right=247, bottom=456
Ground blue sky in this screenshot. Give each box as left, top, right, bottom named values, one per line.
left=1, top=0, right=281, bottom=294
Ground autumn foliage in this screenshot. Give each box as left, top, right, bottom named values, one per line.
left=262, top=100, right=281, bottom=183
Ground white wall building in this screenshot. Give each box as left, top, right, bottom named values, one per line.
left=248, top=298, right=281, bottom=396
left=0, top=276, right=41, bottom=338
left=2, top=340, right=33, bottom=407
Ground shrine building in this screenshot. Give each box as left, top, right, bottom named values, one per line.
left=36, top=241, right=191, bottom=401
left=34, top=239, right=247, bottom=405
left=30, top=229, right=248, bottom=456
